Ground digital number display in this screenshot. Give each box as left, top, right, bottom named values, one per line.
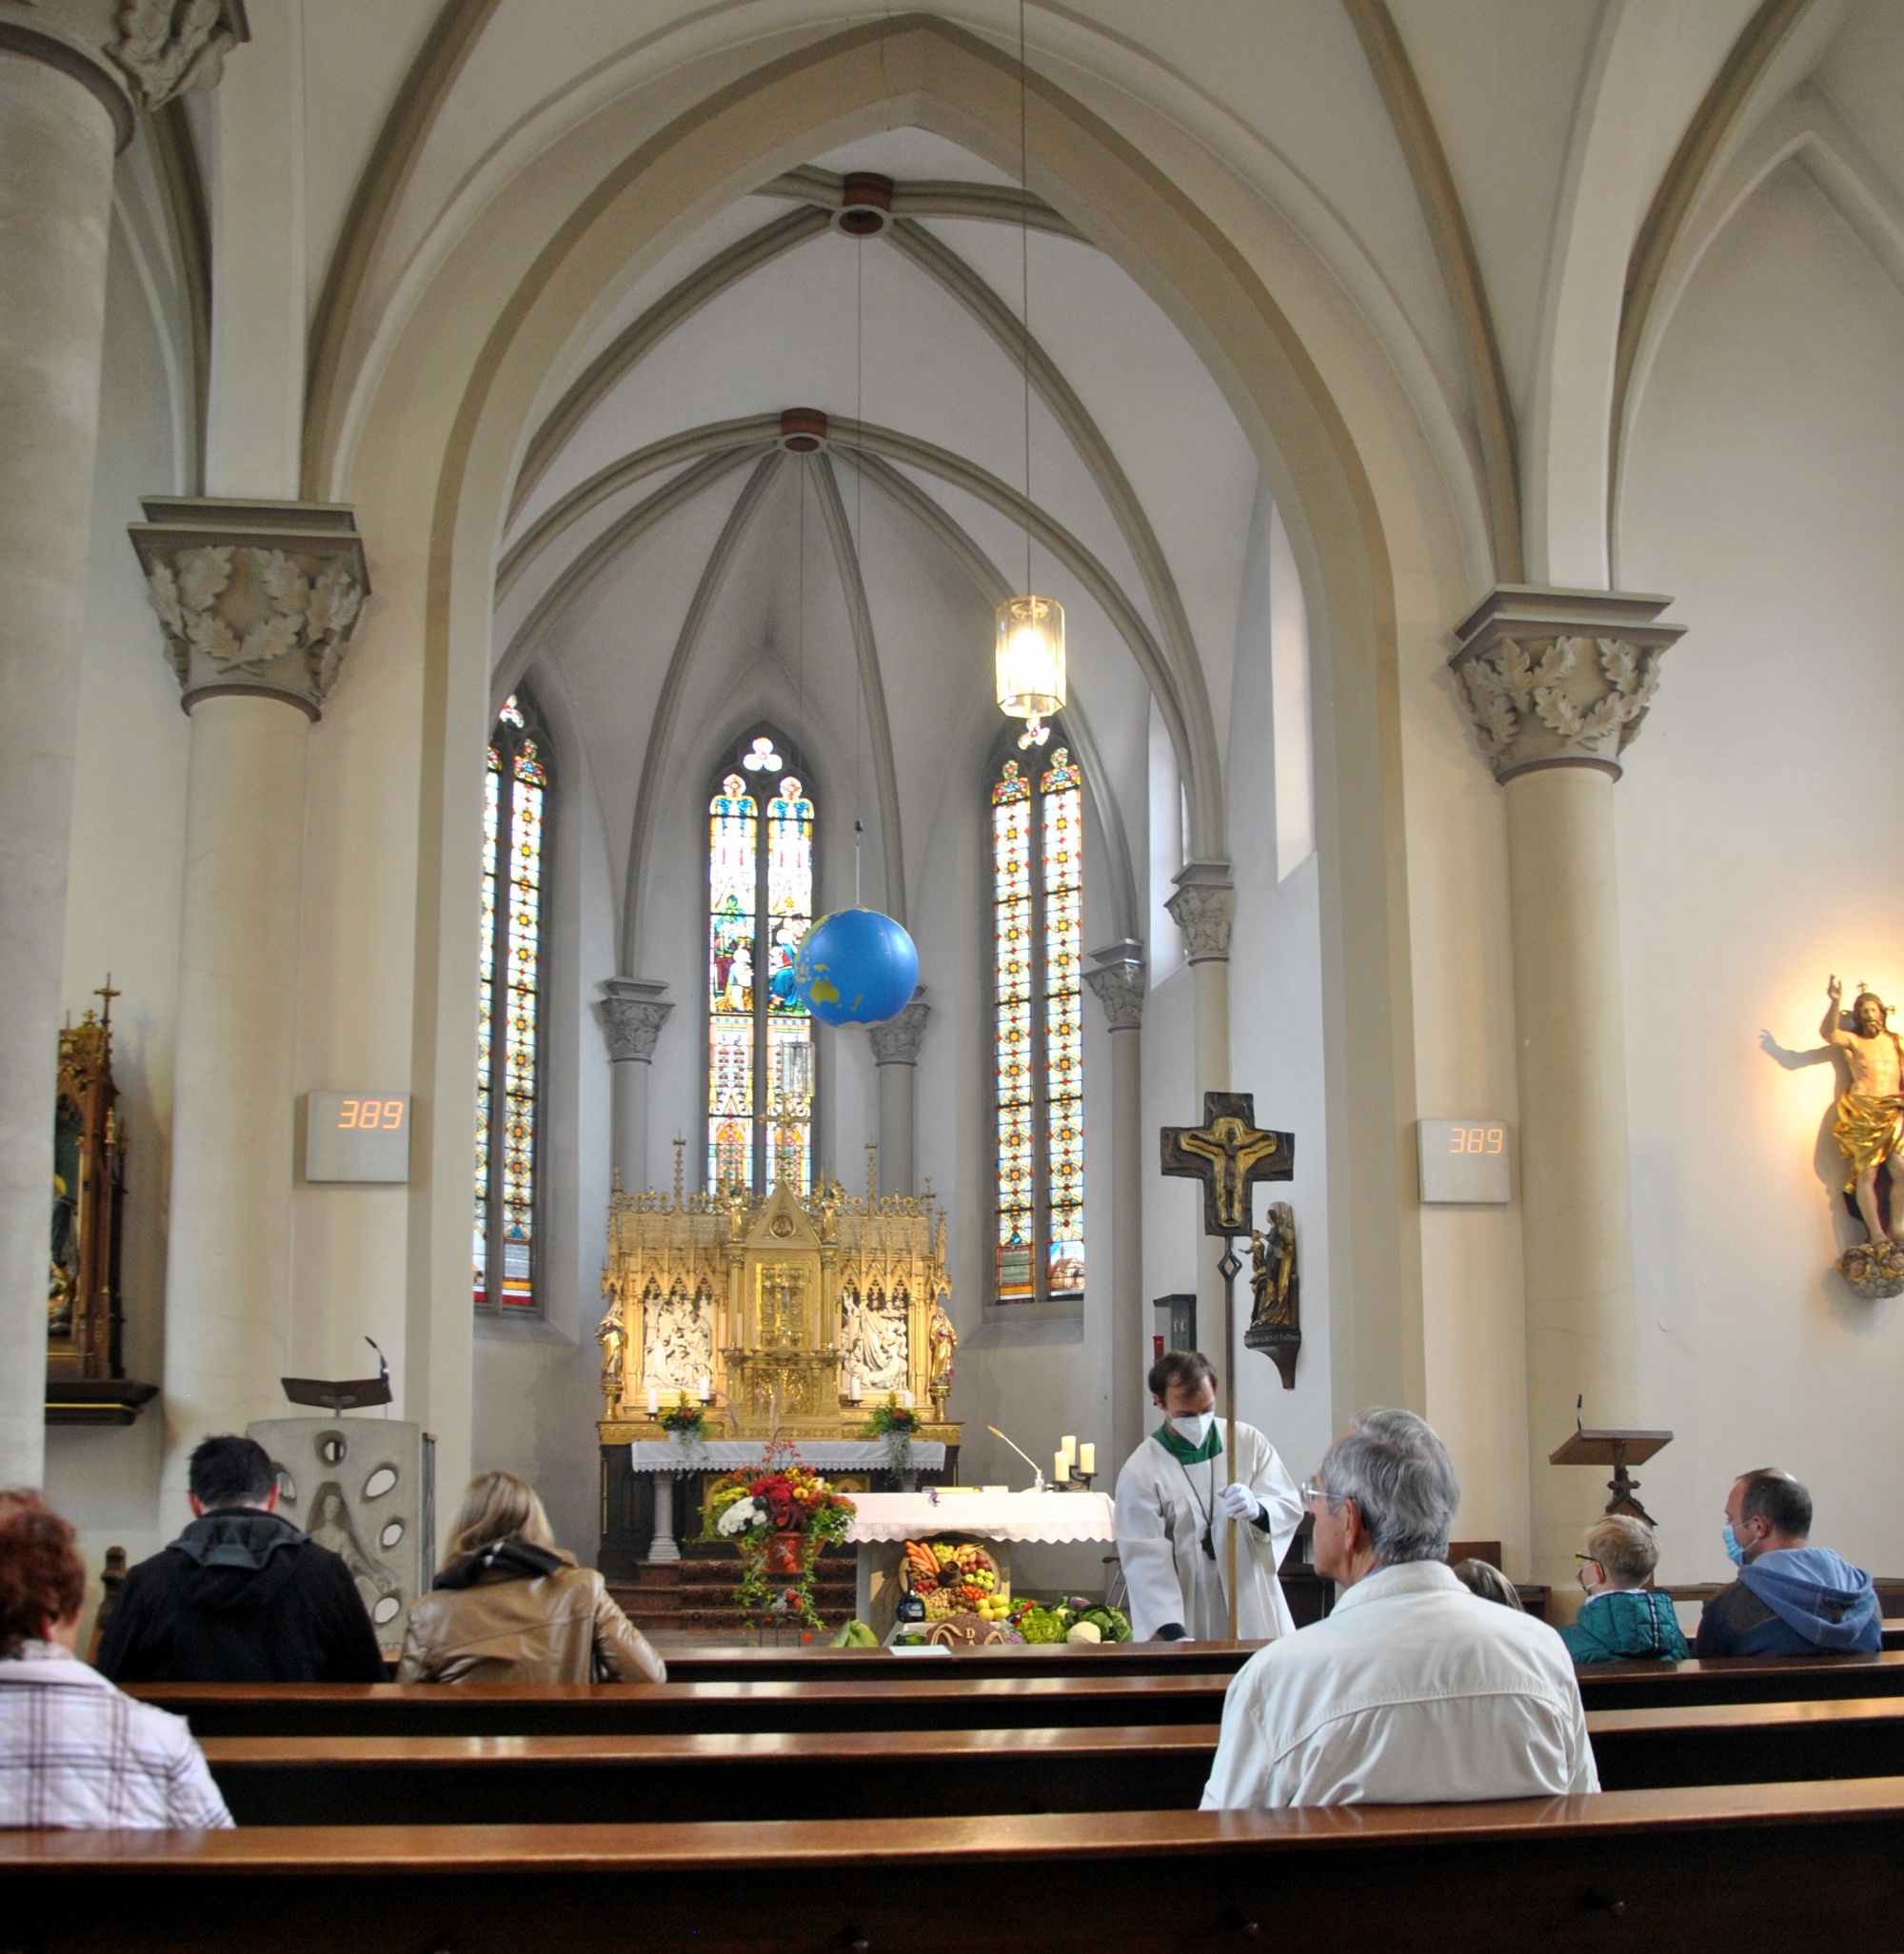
left=307, top=1092, right=412, bottom=1184
left=337, top=1098, right=406, bottom=1132
left=1418, top=1119, right=1512, bottom=1204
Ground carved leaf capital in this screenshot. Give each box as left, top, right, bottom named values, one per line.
left=129, top=501, right=368, bottom=717
left=1449, top=591, right=1684, bottom=785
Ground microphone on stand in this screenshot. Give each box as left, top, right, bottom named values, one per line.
left=986, top=1425, right=1046, bottom=1493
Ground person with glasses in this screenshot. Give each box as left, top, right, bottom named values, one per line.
left=1201, top=1409, right=1597, bottom=1807
left=1560, top=1514, right=1689, bottom=1664
left=1111, top=1351, right=1303, bottom=1644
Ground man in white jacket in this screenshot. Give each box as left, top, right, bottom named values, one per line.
left=1113, top=1351, right=1303, bottom=1643
left=1201, top=1408, right=1597, bottom=1807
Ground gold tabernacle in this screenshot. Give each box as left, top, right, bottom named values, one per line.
left=595, top=1170, right=960, bottom=1449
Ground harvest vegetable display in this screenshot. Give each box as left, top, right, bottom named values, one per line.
left=894, top=1543, right=1131, bottom=1646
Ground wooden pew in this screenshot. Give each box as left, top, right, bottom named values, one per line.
left=129, top=1672, right=1236, bottom=1738
left=194, top=1693, right=1904, bottom=1824
left=1577, top=1651, right=1904, bottom=1709
left=655, top=1640, right=1267, bottom=1682
left=130, top=1649, right=1904, bottom=1740
left=201, top=1725, right=1221, bottom=1825
left=9, top=1784, right=1904, bottom=1953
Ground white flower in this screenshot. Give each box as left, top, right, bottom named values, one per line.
left=717, top=1496, right=765, bottom=1537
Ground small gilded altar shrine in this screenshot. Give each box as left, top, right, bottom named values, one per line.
left=595, top=1171, right=961, bottom=1449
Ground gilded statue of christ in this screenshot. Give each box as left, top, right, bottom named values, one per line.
left=1823, top=975, right=1904, bottom=1250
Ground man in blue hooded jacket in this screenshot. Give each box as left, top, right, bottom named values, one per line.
left=1695, top=1468, right=1881, bottom=1657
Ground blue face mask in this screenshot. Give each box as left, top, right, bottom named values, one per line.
left=1722, top=1524, right=1747, bottom=1566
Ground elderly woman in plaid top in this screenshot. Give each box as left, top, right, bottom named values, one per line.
left=0, top=1490, right=229, bottom=1828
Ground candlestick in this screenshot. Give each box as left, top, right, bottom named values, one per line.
left=1061, top=1434, right=1078, bottom=1466
left=1079, top=1442, right=1096, bottom=1476
left=1053, top=1451, right=1071, bottom=1485
left=645, top=1386, right=660, bottom=1415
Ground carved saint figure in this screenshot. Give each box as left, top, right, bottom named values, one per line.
left=1248, top=1207, right=1298, bottom=1332
left=595, top=1303, right=626, bottom=1406
left=927, top=1293, right=957, bottom=1398
left=842, top=1284, right=907, bottom=1395
left=642, top=1284, right=714, bottom=1393
left=1824, top=975, right=1904, bottom=1249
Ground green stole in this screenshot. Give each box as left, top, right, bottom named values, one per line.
left=1151, top=1421, right=1224, bottom=1467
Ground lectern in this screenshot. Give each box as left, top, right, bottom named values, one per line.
left=1549, top=1427, right=1673, bottom=1524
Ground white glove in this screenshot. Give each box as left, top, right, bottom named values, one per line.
left=1220, top=1481, right=1261, bottom=1524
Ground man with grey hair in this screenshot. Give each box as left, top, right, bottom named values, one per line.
left=1201, top=1409, right=1597, bottom=1806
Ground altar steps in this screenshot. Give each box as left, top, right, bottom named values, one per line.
left=609, top=1541, right=858, bottom=1637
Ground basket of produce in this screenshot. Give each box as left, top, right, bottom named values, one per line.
left=924, top=1616, right=1022, bottom=1648
left=902, top=1538, right=1013, bottom=1624
left=1006, top=1598, right=1133, bottom=1645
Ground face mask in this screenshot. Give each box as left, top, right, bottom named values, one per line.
left=1722, top=1524, right=1747, bottom=1567
left=1170, top=1411, right=1216, bottom=1446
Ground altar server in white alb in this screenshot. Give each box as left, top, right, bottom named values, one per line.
left=1201, top=1409, right=1597, bottom=1807
left=1113, top=1350, right=1303, bottom=1642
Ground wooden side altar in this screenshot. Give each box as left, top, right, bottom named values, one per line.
left=595, top=1175, right=961, bottom=1570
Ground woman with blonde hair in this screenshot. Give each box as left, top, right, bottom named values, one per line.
left=398, top=1471, right=665, bottom=1684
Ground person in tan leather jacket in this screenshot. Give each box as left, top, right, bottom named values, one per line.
left=397, top=1471, right=665, bottom=1685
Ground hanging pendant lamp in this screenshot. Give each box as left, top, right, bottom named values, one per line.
left=995, top=592, right=1064, bottom=747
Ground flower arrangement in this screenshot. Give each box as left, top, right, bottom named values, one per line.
left=657, top=1401, right=706, bottom=1440
left=702, top=1442, right=856, bottom=1631
left=865, top=1393, right=922, bottom=1478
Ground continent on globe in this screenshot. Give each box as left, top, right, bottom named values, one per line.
left=793, top=908, right=919, bottom=1025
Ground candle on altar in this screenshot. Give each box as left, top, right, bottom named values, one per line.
left=902, top=1390, right=915, bottom=1410
left=1053, top=1451, right=1071, bottom=1484
left=645, top=1386, right=660, bottom=1415
left=849, top=1377, right=863, bottom=1404
left=697, top=1375, right=711, bottom=1402
left=1079, top=1442, right=1096, bottom=1475
left=1061, top=1434, right=1078, bottom=1466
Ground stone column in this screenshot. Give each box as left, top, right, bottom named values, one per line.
left=1451, top=587, right=1684, bottom=1584
left=867, top=989, right=930, bottom=1196
left=601, top=978, right=672, bottom=1192
left=0, top=1, right=245, bottom=1486
left=129, top=499, right=367, bottom=1485
left=1086, top=944, right=1145, bottom=1480
left=1166, top=864, right=1235, bottom=1363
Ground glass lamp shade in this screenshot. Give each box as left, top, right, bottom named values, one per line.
left=995, top=594, right=1066, bottom=721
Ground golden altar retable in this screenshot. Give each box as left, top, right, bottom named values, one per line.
left=595, top=1175, right=960, bottom=1451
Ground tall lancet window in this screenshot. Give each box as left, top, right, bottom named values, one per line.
left=991, top=745, right=1085, bottom=1303
left=474, top=693, right=552, bottom=1312
left=707, top=730, right=816, bottom=1194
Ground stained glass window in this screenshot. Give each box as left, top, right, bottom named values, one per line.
left=474, top=694, right=552, bottom=1312
left=707, top=731, right=816, bottom=1194
left=991, top=745, right=1085, bottom=1302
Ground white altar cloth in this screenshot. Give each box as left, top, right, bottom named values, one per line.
left=844, top=1490, right=1115, bottom=1544
left=626, top=1440, right=946, bottom=1474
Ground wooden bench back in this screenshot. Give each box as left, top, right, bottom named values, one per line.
left=8, top=1784, right=1904, bottom=1953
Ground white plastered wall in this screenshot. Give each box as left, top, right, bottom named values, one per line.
left=44, top=188, right=195, bottom=1617
left=1618, top=158, right=1904, bottom=1586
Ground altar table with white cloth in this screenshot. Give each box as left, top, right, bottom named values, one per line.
left=626, top=1441, right=948, bottom=1474
left=845, top=1490, right=1117, bottom=1633
left=627, top=1442, right=950, bottom=1563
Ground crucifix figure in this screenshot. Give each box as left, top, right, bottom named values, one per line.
left=1159, top=1093, right=1296, bottom=1636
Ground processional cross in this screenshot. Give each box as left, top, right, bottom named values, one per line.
left=1160, top=1093, right=1295, bottom=1638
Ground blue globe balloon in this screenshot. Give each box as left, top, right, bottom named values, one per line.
left=792, top=908, right=919, bottom=1026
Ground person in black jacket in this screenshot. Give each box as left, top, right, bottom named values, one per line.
left=96, top=1435, right=386, bottom=1685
